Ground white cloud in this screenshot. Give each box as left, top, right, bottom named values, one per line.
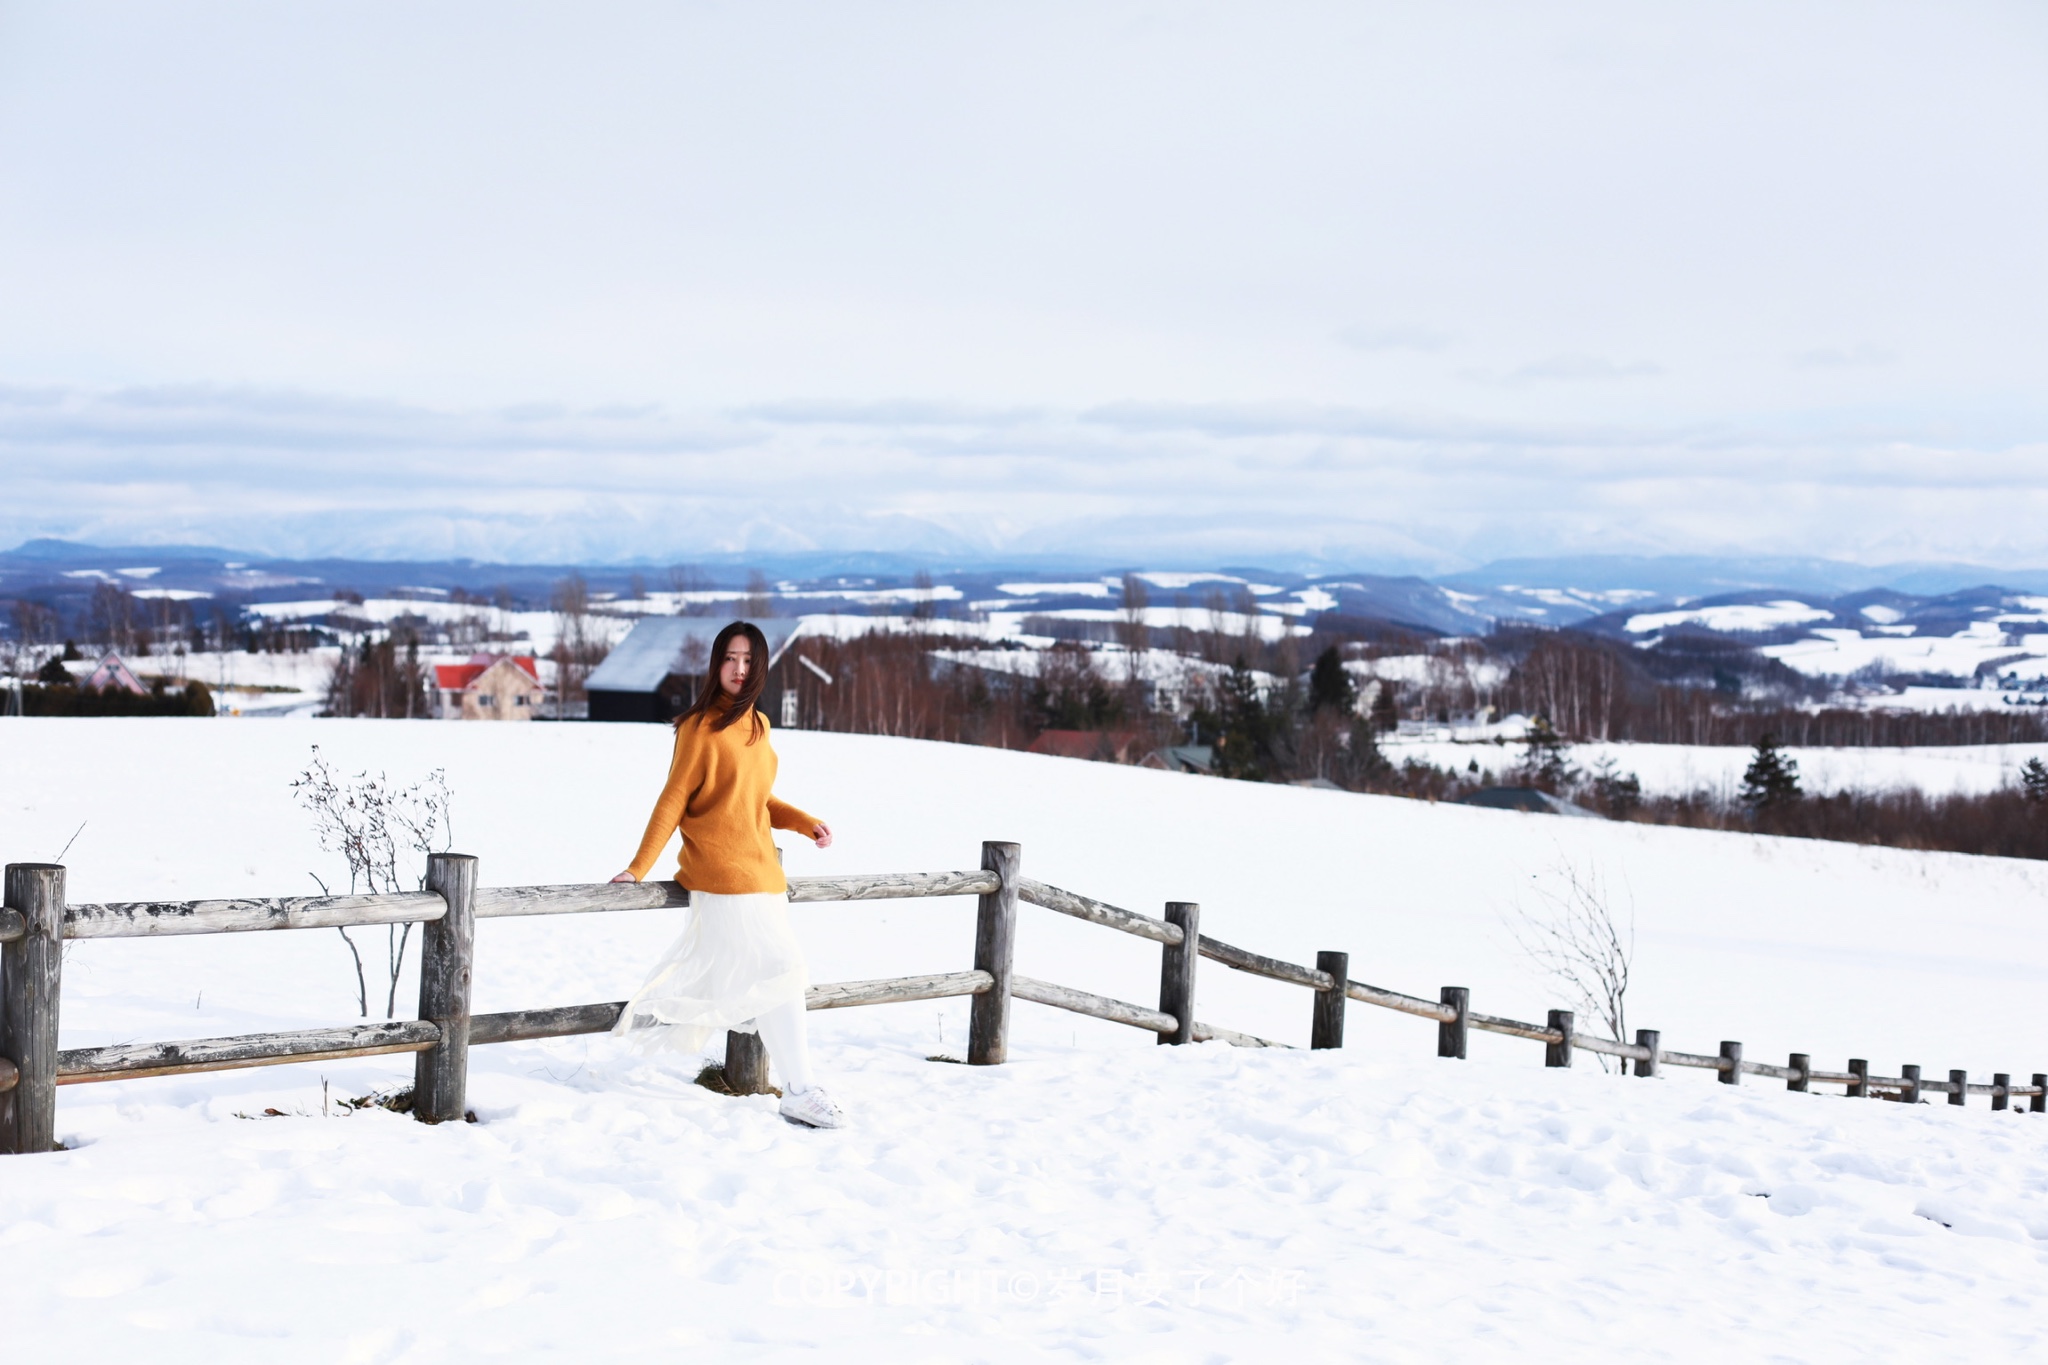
left=0, top=1, right=2041, bottom=567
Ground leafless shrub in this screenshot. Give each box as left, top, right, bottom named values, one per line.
left=1508, top=857, right=1634, bottom=1071
left=291, top=745, right=453, bottom=1018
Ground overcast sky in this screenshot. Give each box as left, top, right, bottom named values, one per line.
left=1, top=1, right=2043, bottom=569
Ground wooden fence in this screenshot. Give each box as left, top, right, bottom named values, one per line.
left=2, top=842, right=2041, bottom=1154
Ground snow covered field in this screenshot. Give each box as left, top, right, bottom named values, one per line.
left=5, top=719, right=2048, bottom=1360
left=1387, top=735, right=2048, bottom=800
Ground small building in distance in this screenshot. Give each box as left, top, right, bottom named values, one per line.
left=82, top=652, right=148, bottom=696
left=435, top=654, right=545, bottom=720
left=585, top=618, right=801, bottom=724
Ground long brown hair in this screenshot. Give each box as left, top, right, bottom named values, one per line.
left=674, top=620, right=770, bottom=739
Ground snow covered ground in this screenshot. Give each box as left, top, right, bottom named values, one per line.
left=5, top=719, right=2048, bottom=1360
left=1387, top=735, right=2048, bottom=800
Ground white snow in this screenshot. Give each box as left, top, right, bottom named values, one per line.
left=1625, top=600, right=1834, bottom=635
left=996, top=581, right=1117, bottom=598
left=5, top=719, right=2048, bottom=1358
left=1764, top=629, right=2048, bottom=681
left=1389, top=735, right=2048, bottom=799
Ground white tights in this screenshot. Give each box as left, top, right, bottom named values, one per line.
left=750, top=997, right=816, bottom=1093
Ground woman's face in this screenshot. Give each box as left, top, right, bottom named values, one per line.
left=718, top=638, right=753, bottom=699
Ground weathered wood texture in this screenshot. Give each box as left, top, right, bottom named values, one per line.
left=1199, top=936, right=1331, bottom=990
left=470, top=1002, right=623, bottom=1045
left=1438, top=987, right=1469, bottom=1060
left=724, top=1029, right=770, bottom=1094
left=1993, top=1073, right=2011, bottom=1112
left=789, top=870, right=998, bottom=903
left=1575, top=1034, right=1653, bottom=1062
left=413, top=853, right=477, bottom=1124
left=1900, top=1064, right=1922, bottom=1104
left=1347, top=980, right=1458, bottom=1022
left=1158, top=904, right=1200, bottom=1046
left=474, top=882, right=688, bottom=918
left=0, top=1058, right=16, bottom=1094
left=57, top=1020, right=442, bottom=1084
left=1012, top=975, right=1176, bottom=1034
left=1191, top=1022, right=1289, bottom=1049
left=1848, top=1058, right=1868, bottom=1098
left=1789, top=1053, right=1810, bottom=1093
left=0, top=908, right=23, bottom=945
left=1470, top=1010, right=1562, bottom=1044
left=969, top=842, right=1019, bottom=1065
left=1311, top=951, right=1348, bottom=1050
left=2, top=864, right=63, bottom=1153
left=807, top=971, right=993, bottom=1010
left=1949, top=1069, right=1968, bottom=1107
left=66, top=889, right=446, bottom=939
left=1720, top=1041, right=1742, bottom=1086
left=1017, top=878, right=1181, bottom=945
left=1546, top=1011, right=1574, bottom=1068
left=1634, top=1029, right=1662, bottom=1078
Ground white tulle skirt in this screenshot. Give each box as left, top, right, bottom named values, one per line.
left=611, top=891, right=811, bottom=1054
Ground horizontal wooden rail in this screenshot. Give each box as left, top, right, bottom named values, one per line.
left=474, top=883, right=688, bottom=918
left=1016, top=879, right=1182, bottom=945
left=57, top=1021, right=442, bottom=1084
left=62, top=870, right=1004, bottom=940
left=1469, top=1011, right=1564, bottom=1044
left=1199, top=935, right=1332, bottom=990
left=66, top=892, right=447, bottom=939
left=1014, top=974, right=1178, bottom=1032
left=1193, top=1021, right=1289, bottom=1049
left=790, top=871, right=999, bottom=903
left=1348, top=980, right=1458, bottom=1023
left=808, top=970, right=992, bottom=1009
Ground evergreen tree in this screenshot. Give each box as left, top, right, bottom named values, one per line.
left=1368, top=680, right=1399, bottom=733
left=1740, top=733, right=1802, bottom=815
left=2022, top=756, right=2048, bottom=803
left=1308, top=646, right=1355, bottom=715
left=1520, top=715, right=1574, bottom=791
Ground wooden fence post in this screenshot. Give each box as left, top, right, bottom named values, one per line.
left=1633, top=1028, right=1660, bottom=1078
left=1, top=864, right=64, bottom=1155
left=1719, top=1040, right=1742, bottom=1086
left=1157, top=903, right=1199, bottom=1046
left=1900, top=1064, right=1921, bottom=1104
left=1948, top=1069, right=1967, bottom=1107
left=1311, top=951, right=1347, bottom=1050
left=968, top=841, right=1019, bottom=1066
left=413, top=853, right=477, bottom=1124
left=1992, top=1073, right=2010, bottom=1112
left=1437, top=987, right=1468, bottom=1060
left=725, top=1030, right=770, bottom=1093
left=1848, top=1058, right=1867, bottom=1099
left=1788, top=1052, right=1810, bottom=1093
left=1545, top=1010, right=1573, bottom=1068
left=2033, top=1074, right=2045, bottom=1115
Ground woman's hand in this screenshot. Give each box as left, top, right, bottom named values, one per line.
left=810, top=821, right=833, bottom=849
left=610, top=871, right=639, bottom=884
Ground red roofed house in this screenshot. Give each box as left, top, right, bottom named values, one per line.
left=434, top=654, right=545, bottom=721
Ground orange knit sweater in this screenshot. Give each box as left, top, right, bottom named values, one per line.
left=624, top=710, right=822, bottom=894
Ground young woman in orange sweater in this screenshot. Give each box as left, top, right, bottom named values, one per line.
left=609, top=621, right=844, bottom=1128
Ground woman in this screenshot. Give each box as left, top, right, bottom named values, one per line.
left=609, top=621, right=844, bottom=1129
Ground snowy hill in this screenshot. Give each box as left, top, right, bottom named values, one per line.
left=6, top=720, right=2048, bottom=1357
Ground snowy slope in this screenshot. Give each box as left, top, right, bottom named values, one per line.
left=4, top=719, right=2048, bottom=1360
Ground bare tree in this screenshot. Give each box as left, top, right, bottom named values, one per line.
left=291, top=746, right=453, bottom=1018
left=1507, top=857, right=1634, bottom=1071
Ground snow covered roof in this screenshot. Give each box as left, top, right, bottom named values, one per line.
left=585, top=618, right=798, bottom=695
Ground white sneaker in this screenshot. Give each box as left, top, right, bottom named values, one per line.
left=779, top=1085, right=845, bottom=1129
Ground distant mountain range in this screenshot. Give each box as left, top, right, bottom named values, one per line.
left=6, top=538, right=2048, bottom=650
